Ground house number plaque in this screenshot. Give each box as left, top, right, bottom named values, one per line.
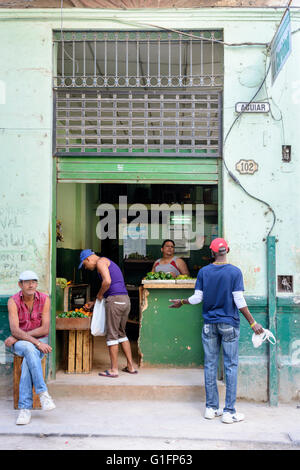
left=235, top=159, right=258, bottom=175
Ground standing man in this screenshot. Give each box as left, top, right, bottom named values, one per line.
left=152, top=239, right=190, bottom=278
left=169, top=238, right=263, bottom=424
left=4, top=271, right=56, bottom=425
left=79, top=249, right=137, bottom=377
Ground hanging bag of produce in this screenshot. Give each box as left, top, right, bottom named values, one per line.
left=91, top=299, right=106, bottom=336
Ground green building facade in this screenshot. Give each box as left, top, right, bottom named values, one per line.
left=0, top=5, right=299, bottom=403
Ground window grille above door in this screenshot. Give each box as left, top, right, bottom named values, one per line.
left=55, top=89, right=222, bottom=157
left=53, top=30, right=223, bottom=89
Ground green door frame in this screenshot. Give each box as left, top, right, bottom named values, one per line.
left=267, top=235, right=278, bottom=406
left=50, top=157, right=57, bottom=380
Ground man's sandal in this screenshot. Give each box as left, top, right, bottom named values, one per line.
left=122, top=366, right=138, bottom=374
left=98, top=369, right=119, bottom=378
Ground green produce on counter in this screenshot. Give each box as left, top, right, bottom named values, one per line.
left=145, top=271, right=174, bottom=280
left=144, top=272, right=196, bottom=281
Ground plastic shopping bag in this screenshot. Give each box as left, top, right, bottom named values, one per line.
left=252, top=328, right=276, bottom=348
left=91, top=299, right=106, bottom=336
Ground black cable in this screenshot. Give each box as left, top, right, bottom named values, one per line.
left=222, top=60, right=277, bottom=240
left=131, top=23, right=269, bottom=47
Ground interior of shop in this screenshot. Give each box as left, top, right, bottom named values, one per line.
left=55, top=182, right=218, bottom=371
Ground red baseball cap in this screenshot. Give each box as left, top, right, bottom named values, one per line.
left=209, top=238, right=229, bottom=254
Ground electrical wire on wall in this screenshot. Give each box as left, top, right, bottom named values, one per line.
left=222, top=59, right=277, bottom=241
left=221, top=1, right=293, bottom=241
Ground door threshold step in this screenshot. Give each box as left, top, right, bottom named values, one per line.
left=47, top=368, right=226, bottom=401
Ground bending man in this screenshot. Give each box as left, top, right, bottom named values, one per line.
left=79, top=249, right=137, bottom=378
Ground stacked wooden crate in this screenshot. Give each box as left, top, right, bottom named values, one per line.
left=56, top=317, right=93, bottom=374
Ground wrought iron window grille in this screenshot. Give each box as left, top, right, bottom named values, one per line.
left=53, top=30, right=223, bottom=89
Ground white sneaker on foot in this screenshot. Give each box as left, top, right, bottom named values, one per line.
left=204, top=407, right=223, bottom=419
left=16, top=409, right=31, bottom=425
left=222, top=412, right=245, bottom=424
left=39, top=391, right=56, bottom=411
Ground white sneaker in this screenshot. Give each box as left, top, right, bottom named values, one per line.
left=16, top=409, right=31, bottom=425
left=39, top=391, right=56, bottom=411
left=204, top=407, right=223, bottom=419
left=222, top=412, right=245, bottom=424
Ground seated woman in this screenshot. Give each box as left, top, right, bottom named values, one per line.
left=151, top=239, right=190, bottom=278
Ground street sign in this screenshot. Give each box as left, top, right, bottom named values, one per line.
left=235, top=102, right=270, bottom=113
left=271, top=9, right=292, bottom=85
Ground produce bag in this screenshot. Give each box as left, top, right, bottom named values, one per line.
left=91, top=299, right=106, bottom=336
left=252, top=329, right=276, bottom=348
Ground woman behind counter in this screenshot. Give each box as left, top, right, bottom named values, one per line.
left=151, top=239, right=190, bottom=278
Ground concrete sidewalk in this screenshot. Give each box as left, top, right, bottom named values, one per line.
left=1, top=398, right=300, bottom=449
left=1, top=368, right=300, bottom=449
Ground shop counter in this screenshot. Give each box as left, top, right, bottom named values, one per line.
left=138, top=282, right=204, bottom=367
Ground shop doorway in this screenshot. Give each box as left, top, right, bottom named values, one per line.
left=55, top=181, right=218, bottom=372
left=52, top=28, right=223, bottom=375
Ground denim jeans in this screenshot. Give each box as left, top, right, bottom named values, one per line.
left=12, top=337, right=48, bottom=410
left=202, top=323, right=240, bottom=414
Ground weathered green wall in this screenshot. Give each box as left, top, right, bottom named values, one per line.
left=0, top=19, right=53, bottom=295
left=222, top=13, right=300, bottom=297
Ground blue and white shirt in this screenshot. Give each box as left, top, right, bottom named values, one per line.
left=192, top=264, right=245, bottom=327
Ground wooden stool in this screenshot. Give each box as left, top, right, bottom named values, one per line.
left=13, top=356, right=46, bottom=409
left=63, top=330, right=93, bottom=374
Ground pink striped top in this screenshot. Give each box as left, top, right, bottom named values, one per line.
left=11, top=290, right=48, bottom=335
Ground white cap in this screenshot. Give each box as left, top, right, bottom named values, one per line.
left=19, top=270, right=39, bottom=281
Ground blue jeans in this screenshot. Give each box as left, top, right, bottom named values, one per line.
left=202, top=323, right=240, bottom=414
left=12, top=337, right=48, bottom=410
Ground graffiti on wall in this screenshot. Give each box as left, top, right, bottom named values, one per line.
left=0, top=206, right=46, bottom=290
left=0, top=206, right=26, bottom=281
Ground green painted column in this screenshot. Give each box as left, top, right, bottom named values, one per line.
left=50, top=157, right=57, bottom=380
left=267, top=236, right=278, bottom=406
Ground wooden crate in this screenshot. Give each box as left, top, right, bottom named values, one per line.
left=56, top=317, right=91, bottom=330
left=64, top=330, right=93, bottom=374
left=13, top=356, right=46, bottom=410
